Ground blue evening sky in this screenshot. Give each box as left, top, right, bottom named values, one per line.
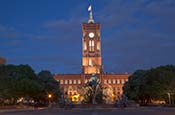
left=0, top=0, right=175, bottom=74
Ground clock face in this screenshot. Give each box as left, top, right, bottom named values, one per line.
left=89, top=32, right=94, bottom=38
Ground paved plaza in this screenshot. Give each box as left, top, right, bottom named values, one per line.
left=0, top=107, right=175, bottom=115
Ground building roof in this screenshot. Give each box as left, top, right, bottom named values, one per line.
left=54, top=73, right=130, bottom=80
left=103, top=73, right=130, bottom=79
left=54, top=74, right=82, bottom=79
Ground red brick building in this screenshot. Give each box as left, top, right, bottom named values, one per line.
left=54, top=5, right=129, bottom=103
left=0, top=57, right=6, bottom=65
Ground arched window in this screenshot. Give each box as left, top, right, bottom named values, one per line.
left=89, top=40, right=95, bottom=51
left=97, top=42, right=100, bottom=50
left=89, top=58, right=92, bottom=66
left=84, top=41, right=87, bottom=50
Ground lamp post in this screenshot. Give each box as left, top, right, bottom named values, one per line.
left=48, top=94, right=52, bottom=108
left=48, top=94, right=52, bottom=99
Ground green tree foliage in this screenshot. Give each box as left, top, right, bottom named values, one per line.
left=0, top=65, right=60, bottom=105
left=123, top=65, right=175, bottom=105
left=0, top=64, right=41, bottom=104
left=37, top=70, right=61, bottom=101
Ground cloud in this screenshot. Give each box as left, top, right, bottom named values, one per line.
left=0, top=25, right=20, bottom=39
left=0, top=25, right=15, bottom=32
left=1, top=0, right=175, bottom=73
left=95, top=0, right=175, bottom=72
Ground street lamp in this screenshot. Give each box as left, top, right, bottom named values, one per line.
left=48, top=94, right=52, bottom=109
left=48, top=94, right=52, bottom=99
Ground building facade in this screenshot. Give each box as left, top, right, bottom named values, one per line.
left=0, top=57, right=6, bottom=65
left=54, top=5, right=129, bottom=103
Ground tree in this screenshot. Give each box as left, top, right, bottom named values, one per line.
left=0, top=64, right=42, bottom=105
left=123, top=70, right=147, bottom=103
left=0, top=65, right=61, bottom=105
left=123, top=65, right=175, bottom=105
left=37, top=70, right=61, bottom=102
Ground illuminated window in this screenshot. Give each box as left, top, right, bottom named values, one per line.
left=84, top=41, right=87, bottom=50
left=73, top=80, right=76, bottom=84
left=78, top=80, right=81, bottom=84
left=69, top=80, right=72, bottom=84
left=89, top=40, right=95, bottom=51
left=89, top=40, right=94, bottom=47
left=117, top=79, right=120, bottom=84
left=65, top=80, right=68, bottom=84
left=97, top=42, right=100, bottom=50
left=85, top=79, right=88, bottom=83
left=89, top=40, right=91, bottom=47
left=89, top=59, right=92, bottom=66
left=60, top=80, right=63, bottom=84
left=121, top=79, right=125, bottom=84
left=92, top=40, right=94, bottom=46
left=108, top=79, right=111, bottom=84
left=125, top=79, right=128, bottom=82
left=113, top=79, right=116, bottom=84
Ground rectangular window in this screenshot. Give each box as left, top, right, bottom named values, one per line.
left=78, top=80, right=81, bottom=84
left=108, top=79, right=111, bottom=84
left=65, top=80, right=68, bottom=84
left=73, top=80, right=76, bottom=84
left=121, top=79, right=125, bottom=84
left=69, top=80, right=72, bottom=84
left=113, top=79, right=116, bottom=84
left=60, top=80, right=63, bottom=84
left=117, top=79, right=120, bottom=84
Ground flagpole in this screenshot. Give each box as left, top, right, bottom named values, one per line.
left=88, top=5, right=94, bottom=23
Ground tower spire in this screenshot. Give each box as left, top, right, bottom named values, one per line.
left=88, top=5, right=94, bottom=23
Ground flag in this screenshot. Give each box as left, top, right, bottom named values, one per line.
left=88, top=5, right=92, bottom=12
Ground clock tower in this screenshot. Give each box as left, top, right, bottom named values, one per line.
left=82, top=5, right=103, bottom=74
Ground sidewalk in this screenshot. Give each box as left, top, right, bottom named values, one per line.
left=0, top=106, right=46, bottom=113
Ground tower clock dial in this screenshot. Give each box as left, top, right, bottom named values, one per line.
left=89, top=32, right=94, bottom=38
